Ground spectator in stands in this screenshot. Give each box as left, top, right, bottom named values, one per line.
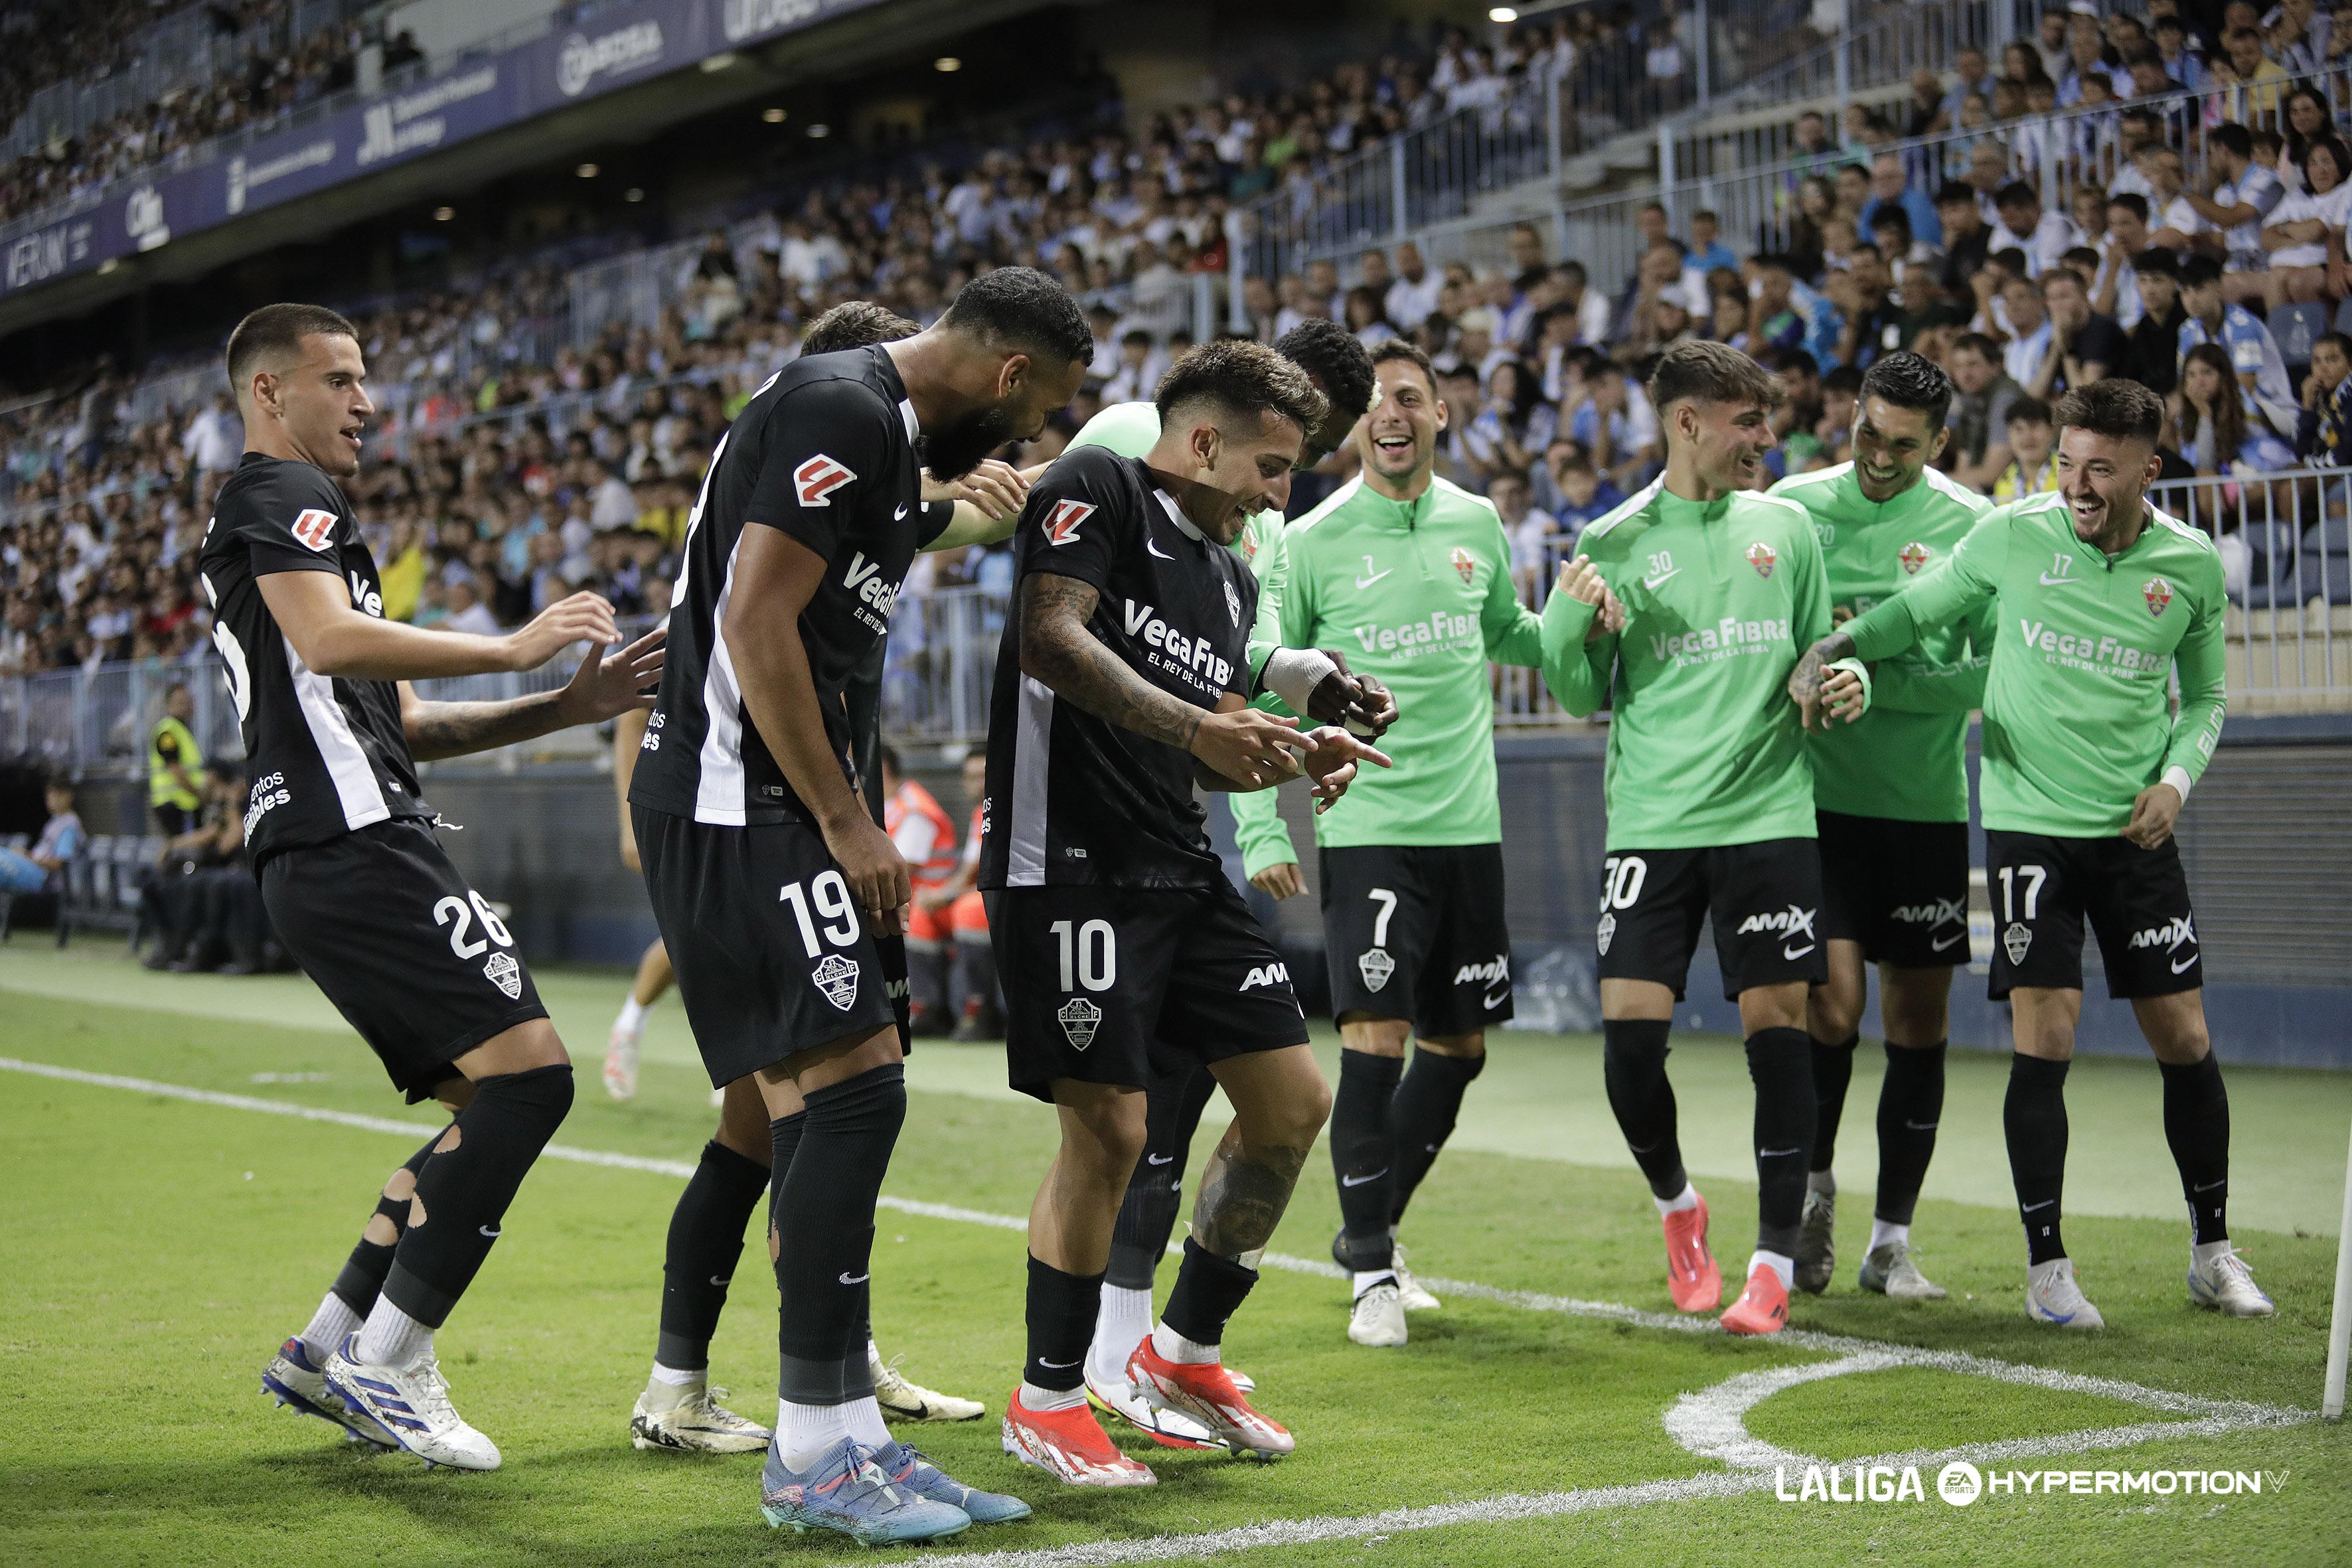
left=1944, top=333, right=2021, bottom=489
left=1992, top=396, right=2060, bottom=501
left=1539, top=445, right=1623, bottom=544
left=2177, top=252, right=2300, bottom=434
left=1554, top=260, right=1612, bottom=347
left=2096, top=192, right=2154, bottom=325
left=2180, top=341, right=2301, bottom=477
left=2128, top=247, right=2190, bottom=397
left=441, top=576, right=502, bottom=636
left=2220, top=26, right=2292, bottom=121
left=1833, top=241, right=1907, bottom=368
left=139, top=761, right=275, bottom=975
left=147, top=682, right=202, bottom=838
left=1943, top=44, right=1998, bottom=121
left=1994, top=179, right=2082, bottom=275
left=1385, top=240, right=1444, bottom=331
left=2001, top=274, right=2056, bottom=390
left=2028, top=268, right=2135, bottom=398
left=2257, top=134, right=2351, bottom=305
left=0, top=777, right=80, bottom=899
left=1861, top=151, right=1944, bottom=248
left=1686, top=209, right=1738, bottom=275
left=2191, top=123, right=2289, bottom=301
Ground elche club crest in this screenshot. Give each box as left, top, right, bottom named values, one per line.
left=1899, top=541, right=1932, bottom=575
left=811, top=953, right=860, bottom=1011
left=1358, top=946, right=1395, bottom=992
left=1451, top=546, right=1476, bottom=584
left=483, top=951, right=522, bottom=1000
left=2144, top=576, right=2173, bottom=617
left=1596, top=911, right=1617, bottom=955
left=1225, top=579, right=1242, bottom=627
left=1746, top=541, right=1777, bottom=578
left=1058, top=996, right=1102, bottom=1048
left=2003, top=921, right=2033, bottom=965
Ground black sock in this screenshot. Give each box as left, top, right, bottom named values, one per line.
left=773, top=1063, right=905, bottom=1405
left=1330, top=1050, right=1403, bottom=1273
left=1161, top=1236, right=1258, bottom=1347
left=383, top=1064, right=574, bottom=1328
left=1023, top=1254, right=1102, bottom=1393
left=2005, top=1054, right=2071, bottom=1265
left=2159, top=1053, right=2231, bottom=1245
left=1746, top=1028, right=1816, bottom=1257
left=1808, top=1033, right=1857, bottom=1173
left=1603, top=1019, right=1686, bottom=1199
left=1873, top=1041, right=1946, bottom=1226
left=1388, top=1048, right=1485, bottom=1226
left=657, top=1139, right=770, bottom=1372
left=1108, top=1062, right=1216, bottom=1289
left=842, top=1278, right=876, bottom=1405
left=331, top=1131, right=440, bottom=1317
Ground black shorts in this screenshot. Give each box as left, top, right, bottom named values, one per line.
left=1595, top=838, right=1828, bottom=1000
left=634, top=806, right=905, bottom=1089
left=1985, top=829, right=2203, bottom=1000
left=1320, top=842, right=1514, bottom=1037
left=991, top=879, right=1312, bottom=1104
left=260, top=818, right=548, bottom=1104
left=1816, top=811, right=1972, bottom=968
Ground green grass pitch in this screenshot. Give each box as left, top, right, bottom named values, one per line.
left=1, top=940, right=2348, bottom=1566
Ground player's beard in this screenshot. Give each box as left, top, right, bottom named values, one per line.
left=919, top=402, right=1020, bottom=481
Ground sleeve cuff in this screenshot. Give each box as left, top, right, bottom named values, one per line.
left=2161, top=765, right=2194, bottom=803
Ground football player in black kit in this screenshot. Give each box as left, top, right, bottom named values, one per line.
left=218, top=304, right=666, bottom=1472
left=982, top=340, right=1390, bottom=1486
left=627, top=268, right=1091, bottom=1546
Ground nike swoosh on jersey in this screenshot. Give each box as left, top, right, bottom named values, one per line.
left=1642, top=568, right=1681, bottom=589
left=2038, top=571, right=2078, bottom=585
left=1354, top=568, right=1391, bottom=588
left=1340, top=1168, right=1390, bottom=1188
left=894, top=503, right=909, bottom=520
left=1147, top=535, right=1174, bottom=560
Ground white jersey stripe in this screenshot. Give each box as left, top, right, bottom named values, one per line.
left=285, top=644, right=390, bottom=833
left=1005, top=674, right=1056, bottom=886
left=693, top=528, right=751, bottom=826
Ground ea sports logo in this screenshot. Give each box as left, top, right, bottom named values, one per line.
left=1937, top=1461, right=1982, bottom=1506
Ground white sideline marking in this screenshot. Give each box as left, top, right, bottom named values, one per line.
left=3, top=1056, right=2313, bottom=1565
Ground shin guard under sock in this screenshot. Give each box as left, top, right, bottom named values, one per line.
left=2005, top=1054, right=2071, bottom=1265
left=331, top=1130, right=441, bottom=1319
left=1388, top=1048, right=1485, bottom=1226
left=2159, top=1053, right=2231, bottom=1245
left=1024, top=1255, right=1103, bottom=1393
left=382, top=1064, right=574, bottom=1328
left=1745, top=1027, right=1816, bottom=1257
left=772, top=1064, right=905, bottom=1405
left=1330, top=1050, right=1403, bottom=1273
left=1107, top=1061, right=1217, bottom=1289
left=1161, top=1237, right=1258, bottom=1348
left=1603, top=1018, right=1686, bottom=1199
left=657, top=1139, right=771, bottom=1372
left=1807, top=1034, right=1857, bottom=1172
left=1873, top=1041, right=1946, bottom=1226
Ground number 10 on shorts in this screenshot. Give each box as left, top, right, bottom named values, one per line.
left=1051, top=918, right=1117, bottom=992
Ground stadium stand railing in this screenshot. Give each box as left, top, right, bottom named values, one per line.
left=1236, top=0, right=2010, bottom=283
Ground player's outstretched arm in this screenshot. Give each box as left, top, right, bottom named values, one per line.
left=919, top=459, right=1044, bottom=550
left=1537, top=555, right=1622, bottom=716
left=401, top=627, right=665, bottom=762
left=260, top=570, right=621, bottom=682
left=1020, top=572, right=1308, bottom=788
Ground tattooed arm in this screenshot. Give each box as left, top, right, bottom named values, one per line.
left=1018, top=571, right=1308, bottom=789
left=400, top=627, right=664, bottom=761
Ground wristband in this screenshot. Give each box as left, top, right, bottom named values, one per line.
left=1261, top=646, right=1340, bottom=714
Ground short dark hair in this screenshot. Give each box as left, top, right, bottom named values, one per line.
left=2041, top=266, right=2088, bottom=295
left=2177, top=252, right=2225, bottom=289
left=1647, top=340, right=1782, bottom=412
left=799, top=300, right=917, bottom=355
left=941, top=266, right=1093, bottom=366
left=1367, top=337, right=1437, bottom=393
left=2318, top=331, right=2352, bottom=359
left=1858, top=349, right=1955, bottom=430
left=224, top=303, right=360, bottom=403
left=1990, top=246, right=2029, bottom=275
left=1952, top=331, right=2000, bottom=360
left=1766, top=345, right=1820, bottom=378
left=2211, top=123, right=2254, bottom=161
left=1121, top=328, right=1154, bottom=348
left=2108, top=191, right=2150, bottom=222
left=2134, top=246, right=2180, bottom=279
left=2053, top=379, right=2163, bottom=445
left=1557, top=259, right=1589, bottom=285
left=1935, top=180, right=1978, bottom=207
left=1275, top=318, right=1378, bottom=425
left=2007, top=395, right=2053, bottom=427
left=1823, top=364, right=1865, bottom=396
left=1994, top=180, right=2038, bottom=210
left=1870, top=207, right=1913, bottom=242
left=1153, top=338, right=1329, bottom=438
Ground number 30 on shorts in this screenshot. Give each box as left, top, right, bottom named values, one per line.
left=1600, top=855, right=1648, bottom=912
left=433, top=890, right=514, bottom=959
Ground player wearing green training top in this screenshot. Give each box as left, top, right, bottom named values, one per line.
left=1258, top=339, right=1569, bottom=1350
left=1057, top=323, right=1400, bottom=1439
left=1539, top=341, right=1866, bottom=1340
left=1766, top=352, right=1992, bottom=1306
left=1792, top=378, right=2274, bottom=1330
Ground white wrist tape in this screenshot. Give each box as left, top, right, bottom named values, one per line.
left=1262, top=647, right=1340, bottom=714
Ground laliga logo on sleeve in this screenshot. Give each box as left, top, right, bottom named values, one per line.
left=1045, top=499, right=1095, bottom=546
left=1451, top=545, right=1476, bottom=584
left=1746, top=541, right=1777, bottom=577
left=793, top=454, right=856, bottom=507
left=290, top=509, right=338, bottom=552
left=1899, top=541, right=1932, bottom=575
left=2144, top=576, right=2173, bottom=618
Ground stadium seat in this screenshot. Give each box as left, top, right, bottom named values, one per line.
left=2272, top=301, right=2330, bottom=368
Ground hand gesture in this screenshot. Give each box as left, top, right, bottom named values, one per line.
left=504, top=591, right=620, bottom=672
left=822, top=808, right=912, bottom=935
left=1250, top=862, right=1304, bottom=900
left=2122, top=781, right=2183, bottom=849
left=924, top=458, right=1030, bottom=520
left=1306, top=650, right=1399, bottom=737
left=1300, top=726, right=1395, bottom=813
left=1554, top=555, right=1626, bottom=641
left=1192, top=708, right=1309, bottom=788
left=560, top=625, right=665, bottom=726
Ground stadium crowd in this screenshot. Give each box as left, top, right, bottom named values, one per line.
left=8, top=1, right=2352, bottom=682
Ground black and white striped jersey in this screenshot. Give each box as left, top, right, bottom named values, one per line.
left=977, top=445, right=1258, bottom=890
left=196, top=452, right=433, bottom=861
left=629, top=346, right=947, bottom=828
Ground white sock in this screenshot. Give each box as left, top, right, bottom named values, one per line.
left=1868, top=1219, right=1910, bottom=1255
left=2192, top=1237, right=2234, bottom=1267
left=843, top=1393, right=892, bottom=1449
left=299, top=1291, right=362, bottom=1363
left=1018, top=1380, right=1087, bottom=1413
left=616, top=995, right=649, bottom=1034
left=1352, top=1269, right=1397, bottom=1299
left=1150, top=1320, right=1219, bottom=1366
left=649, top=1362, right=702, bottom=1387
left=866, top=1338, right=883, bottom=1365
left=1807, top=1169, right=1836, bottom=1197
left=352, top=1298, right=433, bottom=1370
left=1749, top=1249, right=1796, bottom=1290
left=1086, top=1284, right=1153, bottom=1385
left=1652, top=1182, right=1700, bottom=1217
left=777, top=1399, right=850, bottom=1470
